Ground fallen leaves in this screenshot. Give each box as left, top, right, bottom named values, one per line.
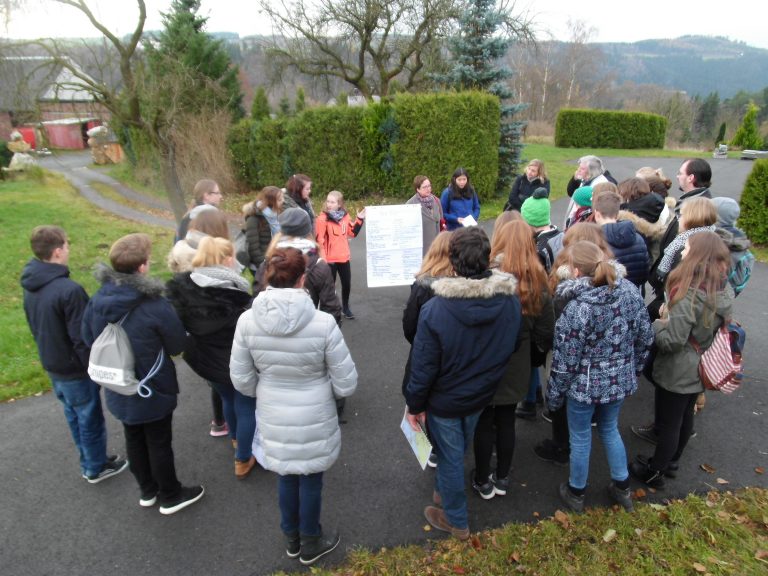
left=554, top=510, right=570, bottom=529
left=700, top=463, right=716, bottom=474
left=716, top=478, right=730, bottom=485
left=756, top=467, right=765, bottom=475
left=602, top=529, right=617, bottom=543
left=692, top=561, right=707, bottom=572
left=634, top=488, right=647, bottom=499
left=755, top=550, right=768, bottom=560
left=423, top=524, right=432, bottom=532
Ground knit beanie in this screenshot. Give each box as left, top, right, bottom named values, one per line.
left=521, top=187, right=551, bottom=227
left=711, top=196, right=740, bottom=228
left=573, top=185, right=593, bottom=207
left=279, top=207, right=312, bottom=237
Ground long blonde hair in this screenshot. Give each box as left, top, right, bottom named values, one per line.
left=192, top=236, right=234, bottom=268
left=417, top=231, right=453, bottom=278
left=666, top=231, right=729, bottom=310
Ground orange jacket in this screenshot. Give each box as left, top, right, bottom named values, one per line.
left=316, top=211, right=363, bottom=263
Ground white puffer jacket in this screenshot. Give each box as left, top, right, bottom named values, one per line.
left=230, top=287, right=357, bottom=475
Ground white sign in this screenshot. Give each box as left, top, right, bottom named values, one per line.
left=365, top=204, right=423, bottom=287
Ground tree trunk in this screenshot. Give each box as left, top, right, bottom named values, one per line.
left=159, top=141, right=187, bottom=224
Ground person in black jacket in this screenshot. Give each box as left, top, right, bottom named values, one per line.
left=21, top=226, right=128, bottom=484
left=504, top=159, right=550, bottom=212
left=166, top=237, right=256, bottom=480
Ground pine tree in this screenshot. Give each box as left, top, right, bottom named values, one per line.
left=295, top=87, right=306, bottom=114
left=145, top=0, right=243, bottom=119
left=251, top=87, right=271, bottom=121
left=694, top=92, right=719, bottom=140
left=731, top=101, right=763, bottom=150
left=436, top=0, right=528, bottom=194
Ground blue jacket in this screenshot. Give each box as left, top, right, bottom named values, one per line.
left=440, top=188, right=480, bottom=231
left=547, top=277, right=653, bottom=410
left=405, top=272, right=522, bottom=418
left=21, top=259, right=90, bottom=380
left=602, top=220, right=649, bottom=287
left=82, top=264, right=187, bottom=425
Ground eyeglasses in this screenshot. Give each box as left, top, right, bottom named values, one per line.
left=420, top=184, right=432, bottom=189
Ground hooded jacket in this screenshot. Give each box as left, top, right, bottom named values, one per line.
left=21, top=259, right=90, bottom=379
left=405, top=272, right=522, bottom=418
left=244, top=204, right=274, bottom=269
left=602, top=220, right=650, bottom=287
left=82, top=265, right=187, bottom=425
left=166, top=267, right=252, bottom=386
left=548, top=276, right=653, bottom=410
left=653, top=285, right=733, bottom=395
left=229, top=287, right=357, bottom=475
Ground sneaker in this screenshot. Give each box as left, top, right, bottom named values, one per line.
left=159, top=485, right=205, bottom=515
left=140, top=491, right=158, bottom=507
left=629, top=460, right=666, bottom=489
left=533, top=439, right=569, bottom=467
left=471, top=470, right=495, bottom=500
left=84, top=458, right=129, bottom=484
left=299, top=529, right=340, bottom=566
left=515, top=402, right=537, bottom=421
left=491, top=471, right=509, bottom=496
left=635, top=454, right=678, bottom=478
left=235, top=455, right=257, bottom=480
left=427, top=452, right=438, bottom=469
left=558, top=482, right=585, bottom=513
left=631, top=423, right=658, bottom=445
left=284, top=532, right=300, bottom=559
left=424, top=506, right=470, bottom=540
left=541, top=409, right=553, bottom=423
left=606, top=481, right=634, bottom=512
left=342, top=306, right=356, bottom=320
left=209, top=420, right=229, bottom=437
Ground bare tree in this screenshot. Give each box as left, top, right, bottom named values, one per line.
left=258, top=0, right=460, bottom=99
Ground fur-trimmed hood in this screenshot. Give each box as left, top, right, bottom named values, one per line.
left=90, top=262, right=165, bottom=323
left=617, top=196, right=675, bottom=241
left=431, top=271, right=519, bottom=329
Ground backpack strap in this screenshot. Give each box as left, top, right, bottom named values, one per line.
left=117, top=301, right=163, bottom=399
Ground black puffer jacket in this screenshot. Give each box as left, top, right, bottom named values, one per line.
left=505, top=176, right=550, bottom=212
left=166, top=270, right=252, bottom=386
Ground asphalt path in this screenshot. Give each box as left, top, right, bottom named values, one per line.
left=2, top=154, right=766, bottom=575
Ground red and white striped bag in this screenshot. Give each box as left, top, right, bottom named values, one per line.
left=691, top=322, right=744, bottom=394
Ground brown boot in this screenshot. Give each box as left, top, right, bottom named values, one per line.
left=235, top=455, right=256, bottom=479
left=424, top=506, right=469, bottom=540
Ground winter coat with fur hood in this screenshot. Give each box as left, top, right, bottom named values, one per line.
left=405, top=271, right=522, bottom=418
left=229, top=287, right=357, bottom=475
left=82, top=264, right=187, bottom=425
left=547, top=276, right=653, bottom=410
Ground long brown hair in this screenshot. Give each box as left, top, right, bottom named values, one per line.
left=417, top=231, right=453, bottom=278
left=666, top=231, right=729, bottom=310
left=491, top=221, right=548, bottom=315
left=567, top=241, right=617, bottom=288
left=547, top=223, right=615, bottom=293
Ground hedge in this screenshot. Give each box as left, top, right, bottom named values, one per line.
left=739, top=158, right=768, bottom=245
left=228, top=91, right=501, bottom=201
left=555, top=109, right=666, bottom=149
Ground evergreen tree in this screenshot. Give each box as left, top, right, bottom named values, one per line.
left=436, top=0, right=528, bottom=194
left=295, top=87, right=306, bottom=114
left=694, top=92, right=719, bottom=140
left=145, top=0, right=244, bottom=119
left=715, top=122, right=727, bottom=146
left=278, top=96, right=291, bottom=117
left=251, top=87, right=271, bottom=121
left=731, top=101, right=763, bottom=150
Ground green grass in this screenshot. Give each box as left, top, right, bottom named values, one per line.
left=0, top=172, right=174, bottom=402
left=277, top=488, right=767, bottom=576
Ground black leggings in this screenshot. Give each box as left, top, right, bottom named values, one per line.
left=473, top=404, right=517, bottom=480
left=328, top=261, right=352, bottom=308
left=651, top=386, right=698, bottom=471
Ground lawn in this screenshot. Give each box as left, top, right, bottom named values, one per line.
left=0, top=172, right=173, bottom=402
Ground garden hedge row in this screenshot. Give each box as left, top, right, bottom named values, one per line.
left=228, top=91, right=501, bottom=201
left=740, top=158, right=768, bottom=245
left=555, top=109, right=666, bottom=149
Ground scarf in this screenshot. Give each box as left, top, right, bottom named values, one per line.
left=325, top=209, right=347, bottom=223
left=190, top=265, right=251, bottom=293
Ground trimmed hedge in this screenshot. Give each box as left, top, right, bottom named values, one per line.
left=740, top=158, right=768, bottom=245
left=228, top=91, right=501, bottom=201
left=555, top=109, right=666, bottom=149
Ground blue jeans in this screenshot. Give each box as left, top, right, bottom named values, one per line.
left=525, top=368, right=541, bottom=404
left=51, top=377, right=107, bottom=477
left=278, top=472, right=323, bottom=536
left=209, top=382, right=256, bottom=462
left=567, top=399, right=628, bottom=490
left=427, top=410, right=482, bottom=530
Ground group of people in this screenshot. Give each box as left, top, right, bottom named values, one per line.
left=403, top=155, right=750, bottom=537
left=21, top=154, right=751, bottom=560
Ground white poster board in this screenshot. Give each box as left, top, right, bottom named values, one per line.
left=365, top=204, right=423, bottom=288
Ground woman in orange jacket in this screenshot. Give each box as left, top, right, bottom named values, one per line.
left=316, top=190, right=365, bottom=319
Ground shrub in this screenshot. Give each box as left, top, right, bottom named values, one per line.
left=739, top=158, right=768, bottom=244
left=730, top=102, right=763, bottom=150
left=555, top=109, right=666, bottom=149
left=0, top=141, right=13, bottom=168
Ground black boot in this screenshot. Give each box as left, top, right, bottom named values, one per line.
left=629, top=459, right=666, bottom=489
left=299, top=529, right=340, bottom=566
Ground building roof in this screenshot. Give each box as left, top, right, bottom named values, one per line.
left=0, top=56, right=97, bottom=112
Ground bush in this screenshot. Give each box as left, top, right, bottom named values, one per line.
left=739, top=158, right=768, bottom=245
left=0, top=141, right=13, bottom=168
left=730, top=102, right=763, bottom=150
left=555, top=109, right=666, bottom=149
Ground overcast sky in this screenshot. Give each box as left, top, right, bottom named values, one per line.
left=4, top=0, right=768, bottom=50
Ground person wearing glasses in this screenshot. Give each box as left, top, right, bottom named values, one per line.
left=407, top=175, right=444, bottom=255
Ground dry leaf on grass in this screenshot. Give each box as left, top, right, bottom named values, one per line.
left=755, top=550, right=768, bottom=560
left=603, top=529, right=617, bottom=543
left=452, top=566, right=466, bottom=574
left=554, top=510, right=570, bottom=528
left=470, top=536, right=482, bottom=550
left=634, top=528, right=643, bottom=537
left=700, top=463, right=716, bottom=473
left=509, top=551, right=521, bottom=563
left=716, top=477, right=729, bottom=485
left=634, top=488, right=646, bottom=499
left=532, top=511, right=540, bottom=518
left=692, top=562, right=707, bottom=572
left=423, top=524, right=432, bottom=532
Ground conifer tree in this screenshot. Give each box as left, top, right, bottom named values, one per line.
left=731, top=101, right=763, bottom=150
left=251, top=87, right=271, bottom=121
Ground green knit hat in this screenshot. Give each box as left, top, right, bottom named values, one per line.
left=521, top=187, right=551, bottom=227
left=573, top=185, right=593, bottom=207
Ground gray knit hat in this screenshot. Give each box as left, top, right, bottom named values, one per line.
left=711, top=196, right=740, bottom=228
left=278, top=207, right=312, bottom=237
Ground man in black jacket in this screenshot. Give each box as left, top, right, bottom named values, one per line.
left=21, top=226, right=127, bottom=483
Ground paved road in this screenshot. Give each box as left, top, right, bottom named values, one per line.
left=3, top=153, right=766, bottom=575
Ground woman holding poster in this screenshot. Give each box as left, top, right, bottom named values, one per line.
left=406, top=175, right=444, bottom=255
left=440, top=167, right=481, bottom=231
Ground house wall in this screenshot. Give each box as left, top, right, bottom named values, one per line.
left=39, top=101, right=110, bottom=122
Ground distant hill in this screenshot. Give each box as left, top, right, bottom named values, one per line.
left=596, top=36, right=768, bottom=98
